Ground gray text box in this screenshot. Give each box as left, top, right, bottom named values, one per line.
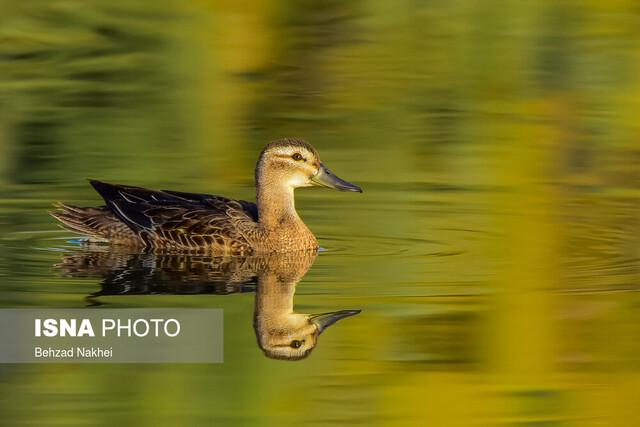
left=0, top=309, right=223, bottom=363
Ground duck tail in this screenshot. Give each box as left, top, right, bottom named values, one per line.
left=49, top=203, right=117, bottom=241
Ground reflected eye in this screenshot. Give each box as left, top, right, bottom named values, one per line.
left=291, top=153, right=304, bottom=161
left=290, top=340, right=303, bottom=349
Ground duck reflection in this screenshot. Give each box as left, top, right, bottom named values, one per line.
left=56, top=247, right=360, bottom=360
left=252, top=252, right=360, bottom=360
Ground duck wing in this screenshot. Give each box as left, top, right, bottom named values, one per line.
left=160, top=189, right=258, bottom=221
left=90, top=180, right=258, bottom=253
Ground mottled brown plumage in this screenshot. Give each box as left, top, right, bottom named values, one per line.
left=50, top=139, right=362, bottom=254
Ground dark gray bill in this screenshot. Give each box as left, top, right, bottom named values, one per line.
left=310, top=309, right=361, bottom=333
left=311, top=163, right=362, bottom=193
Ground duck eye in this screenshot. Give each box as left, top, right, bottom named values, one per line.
left=291, top=153, right=304, bottom=161
left=290, top=340, right=303, bottom=349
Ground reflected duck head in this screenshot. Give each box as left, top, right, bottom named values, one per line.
left=255, top=309, right=361, bottom=361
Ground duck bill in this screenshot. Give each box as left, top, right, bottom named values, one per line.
left=311, top=163, right=362, bottom=193
left=310, top=309, right=362, bottom=333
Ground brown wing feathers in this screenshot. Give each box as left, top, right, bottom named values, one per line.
left=49, top=203, right=137, bottom=243
left=50, top=180, right=257, bottom=253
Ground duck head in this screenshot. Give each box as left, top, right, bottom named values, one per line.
left=256, top=138, right=362, bottom=193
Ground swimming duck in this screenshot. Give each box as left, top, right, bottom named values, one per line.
left=51, top=138, right=362, bottom=254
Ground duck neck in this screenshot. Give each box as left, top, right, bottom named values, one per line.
left=256, top=273, right=295, bottom=316
left=256, top=180, right=301, bottom=230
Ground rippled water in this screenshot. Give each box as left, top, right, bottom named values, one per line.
left=1, top=1, right=639, bottom=425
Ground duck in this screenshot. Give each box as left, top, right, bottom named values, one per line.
left=50, top=138, right=362, bottom=254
